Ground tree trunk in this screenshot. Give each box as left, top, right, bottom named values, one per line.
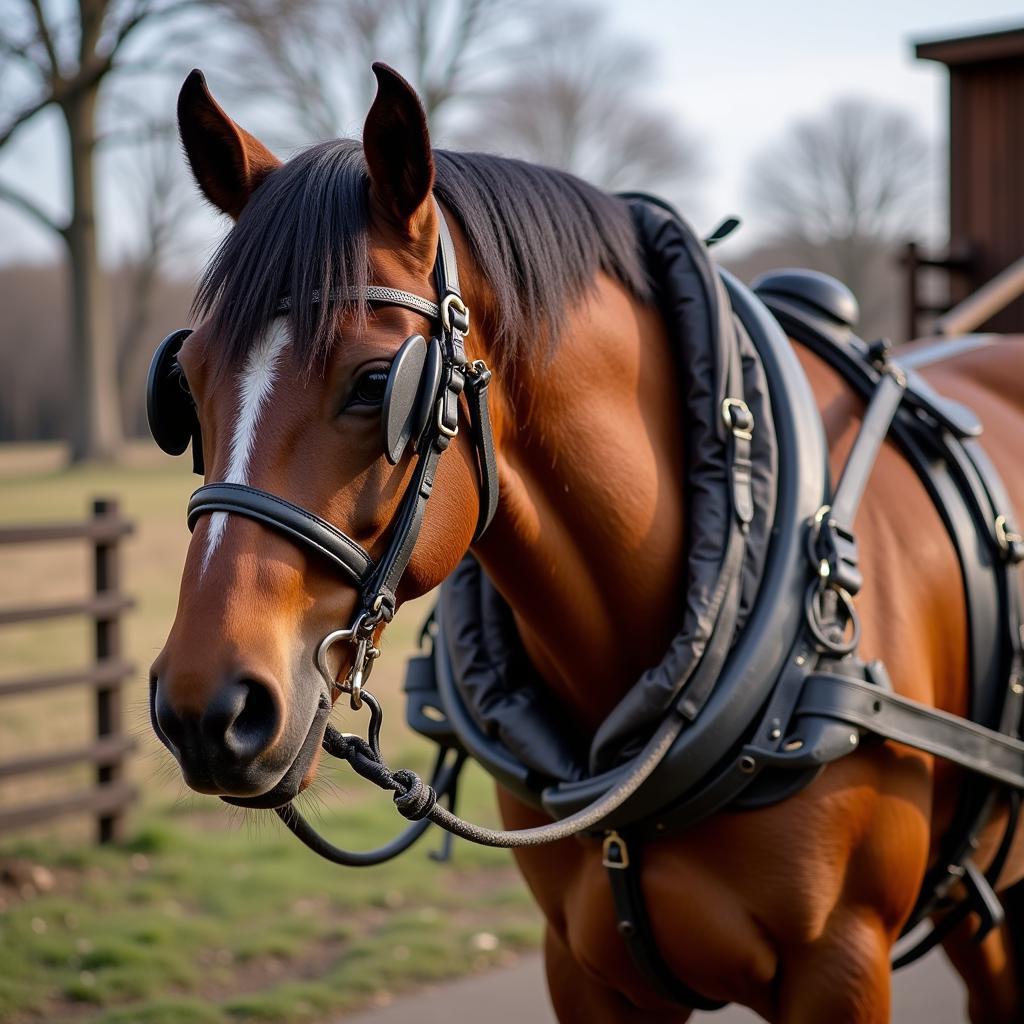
left=63, top=85, right=123, bottom=463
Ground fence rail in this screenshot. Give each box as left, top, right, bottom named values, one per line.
left=0, top=498, right=137, bottom=843
left=934, top=254, right=1024, bottom=337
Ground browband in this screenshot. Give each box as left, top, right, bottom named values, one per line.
left=275, top=286, right=440, bottom=323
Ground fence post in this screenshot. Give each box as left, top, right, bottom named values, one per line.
left=93, top=498, right=124, bottom=844
left=903, top=240, right=920, bottom=342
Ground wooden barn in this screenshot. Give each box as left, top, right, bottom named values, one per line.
left=908, top=24, right=1024, bottom=336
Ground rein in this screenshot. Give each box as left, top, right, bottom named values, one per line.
left=277, top=692, right=695, bottom=862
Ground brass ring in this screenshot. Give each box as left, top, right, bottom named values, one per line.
left=440, top=294, right=470, bottom=335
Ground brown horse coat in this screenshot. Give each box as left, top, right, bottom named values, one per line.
left=152, top=66, right=1024, bottom=1022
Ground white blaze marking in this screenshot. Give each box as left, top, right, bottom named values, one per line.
left=201, top=320, right=291, bottom=575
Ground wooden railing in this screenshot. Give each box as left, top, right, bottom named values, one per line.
left=901, top=241, right=974, bottom=341
left=0, top=499, right=137, bottom=843
left=934, top=254, right=1024, bottom=337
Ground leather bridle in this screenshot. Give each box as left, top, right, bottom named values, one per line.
left=185, top=203, right=499, bottom=705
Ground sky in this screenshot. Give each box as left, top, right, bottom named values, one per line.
left=1, top=0, right=1022, bottom=268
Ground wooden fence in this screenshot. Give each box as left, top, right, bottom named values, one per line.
left=901, top=240, right=974, bottom=341
left=0, top=498, right=137, bottom=843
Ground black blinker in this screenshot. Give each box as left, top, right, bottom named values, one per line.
left=146, top=328, right=204, bottom=475
left=413, top=337, right=444, bottom=453
left=382, top=333, right=429, bottom=464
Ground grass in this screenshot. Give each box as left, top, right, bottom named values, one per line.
left=0, top=768, right=540, bottom=1024
left=0, top=443, right=543, bottom=1022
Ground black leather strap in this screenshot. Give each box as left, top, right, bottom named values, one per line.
left=794, top=672, right=1024, bottom=789
left=466, top=365, right=499, bottom=540
left=603, top=832, right=726, bottom=1012
left=434, top=202, right=463, bottom=305
left=187, top=482, right=374, bottom=585
left=829, top=369, right=906, bottom=534
left=364, top=441, right=444, bottom=619
left=811, top=367, right=907, bottom=598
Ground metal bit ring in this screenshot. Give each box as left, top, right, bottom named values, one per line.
left=316, top=614, right=380, bottom=710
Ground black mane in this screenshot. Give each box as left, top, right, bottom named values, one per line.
left=194, top=140, right=651, bottom=371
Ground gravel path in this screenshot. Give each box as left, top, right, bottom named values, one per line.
left=339, top=948, right=968, bottom=1022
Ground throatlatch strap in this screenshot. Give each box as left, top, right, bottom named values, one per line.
left=467, top=368, right=499, bottom=540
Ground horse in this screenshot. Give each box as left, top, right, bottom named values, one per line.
left=149, top=63, right=1024, bottom=1022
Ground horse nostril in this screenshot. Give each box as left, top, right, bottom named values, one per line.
left=202, top=677, right=280, bottom=762
left=153, top=682, right=187, bottom=753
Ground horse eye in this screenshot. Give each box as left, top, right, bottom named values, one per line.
left=350, top=369, right=388, bottom=407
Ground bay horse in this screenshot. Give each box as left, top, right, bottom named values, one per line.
left=150, top=64, right=1024, bottom=1022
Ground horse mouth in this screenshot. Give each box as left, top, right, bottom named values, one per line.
left=221, top=694, right=331, bottom=810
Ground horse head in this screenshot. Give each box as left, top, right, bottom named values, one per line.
left=150, top=65, right=485, bottom=806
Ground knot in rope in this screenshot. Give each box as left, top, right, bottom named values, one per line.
left=391, top=768, right=437, bottom=820
left=330, top=733, right=393, bottom=790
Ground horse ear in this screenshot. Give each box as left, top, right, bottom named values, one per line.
left=363, top=63, right=435, bottom=238
left=177, top=69, right=281, bottom=220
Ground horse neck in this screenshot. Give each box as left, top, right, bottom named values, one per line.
left=469, top=274, right=689, bottom=733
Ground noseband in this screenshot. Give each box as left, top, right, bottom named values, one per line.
left=148, top=204, right=499, bottom=704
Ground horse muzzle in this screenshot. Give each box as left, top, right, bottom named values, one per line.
left=149, top=666, right=329, bottom=804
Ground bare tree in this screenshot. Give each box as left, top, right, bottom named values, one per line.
left=212, top=1, right=700, bottom=202
left=114, top=120, right=196, bottom=435
left=747, top=98, right=933, bottom=303
left=458, top=8, right=701, bottom=201
left=0, top=0, right=199, bottom=462
left=213, top=0, right=525, bottom=142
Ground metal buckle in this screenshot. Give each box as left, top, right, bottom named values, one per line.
left=809, top=504, right=832, bottom=579
left=602, top=830, right=629, bottom=870
left=465, top=359, right=492, bottom=388
left=721, top=398, right=753, bottom=440
left=316, top=611, right=381, bottom=710
left=437, top=396, right=459, bottom=439
left=435, top=364, right=466, bottom=442
left=440, top=294, right=470, bottom=335
left=804, top=579, right=861, bottom=656
left=995, top=514, right=1023, bottom=556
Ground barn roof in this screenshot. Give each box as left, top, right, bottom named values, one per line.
left=915, top=23, right=1024, bottom=65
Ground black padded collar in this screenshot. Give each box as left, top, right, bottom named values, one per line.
left=428, top=196, right=828, bottom=829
